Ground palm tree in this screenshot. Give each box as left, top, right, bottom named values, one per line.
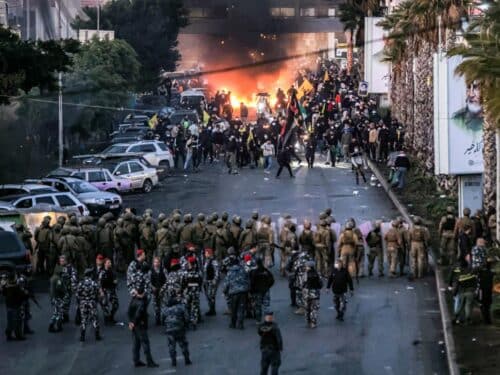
left=449, top=2, right=500, bottom=220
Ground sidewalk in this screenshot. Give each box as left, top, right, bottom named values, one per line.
left=369, top=158, right=500, bottom=375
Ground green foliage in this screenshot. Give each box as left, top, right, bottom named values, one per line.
left=0, top=26, right=80, bottom=104
left=73, top=0, right=188, bottom=90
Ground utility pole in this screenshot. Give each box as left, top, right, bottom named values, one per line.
left=26, top=0, right=30, bottom=39
left=97, top=0, right=100, bottom=35
left=58, top=0, right=63, bottom=167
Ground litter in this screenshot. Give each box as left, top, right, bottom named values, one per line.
left=406, top=286, right=415, bottom=290
left=377, top=183, right=382, bottom=187
left=183, top=174, right=188, bottom=177
left=439, top=195, right=447, bottom=198
left=472, top=338, right=477, bottom=342
left=394, top=291, right=399, bottom=294
left=407, top=203, right=413, bottom=207
left=264, top=178, right=269, bottom=181
left=353, top=190, right=359, bottom=196
left=438, top=341, right=444, bottom=345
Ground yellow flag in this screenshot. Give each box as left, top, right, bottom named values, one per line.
left=324, top=70, right=329, bottom=82
left=203, top=110, right=210, bottom=124
left=148, top=114, right=158, bottom=129
left=297, top=78, right=314, bottom=99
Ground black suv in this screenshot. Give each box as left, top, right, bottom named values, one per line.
left=0, top=229, right=31, bottom=280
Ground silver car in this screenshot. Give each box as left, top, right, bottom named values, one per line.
left=100, top=158, right=159, bottom=193
left=0, top=192, right=89, bottom=216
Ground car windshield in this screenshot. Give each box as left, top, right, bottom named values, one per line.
left=169, top=113, right=194, bottom=125
left=67, top=180, right=99, bottom=193
left=0, top=232, right=23, bottom=254
left=103, top=145, right=129, bottom=154
left=157, top=143, right=167, bottom=151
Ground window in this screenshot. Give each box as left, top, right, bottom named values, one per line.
left=54, top=182, right=70, bottom=192
left=35, top=196, right=56, bottom=205
left=300, top=8, right=316, bottom=17
left=88, top=171, right=105, bottom=182
left=270, top=8, right=295, bottom=17
left=116, top=164, right=129, bottom=175
left=72, top=172, right=85, bottom=180
left=103, top=170, right=113, bottom=182
left=55, top=194, right=76, bottom=207
left=15, top=198, right=32, bottom=209
left=140, top=144, right=156, bottom=152
left=129, top=145, right=142, bottom=153
left=129, top=162, right=144, bottom=173
left=328, top=8, right=336, bottom=17
left=0, top=188, right=21, bottom=197
left=157, top=143, right=168, bottom=151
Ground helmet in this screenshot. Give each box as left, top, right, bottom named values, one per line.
left=42, top=215, right=51, bottom=224
left=172, top=208, right=182, bottom=215
left=413, top=216, right=422, bottom=225
left=345, top=221, right=354, bottom=230
left=222, top=212, right=229, bottom=221
left=391, top=220, right=399, bottom=227
left=325, top=208, right=332, bottom=216
left=283, top=214, right=292, bottom=220
left=319, top=212, right=327, bottom=220
left=116, top=218, right=124, bottom=226
left=233, top=215, right=241, bottom=225
left=15, top=223, right=24, bottom=231
left=97, top=218, right=106, bottom=227
left=446, top=206, right=454, bottom=214
left=319, top=219, right=327, bottom=227
left=463, top=207, right=471, bottom=216
left=251, top=211, right=259, bottom=220
left=262, top=216, right=271, bottom=225
left=69, top=216, right=78, bottom=226
left=162, top=220, right=170, bottom=228
left=374, top=220, right=382, bottom=229
left=197, top=213, right=205, bottom=222
left=144, top=208, right=153, bottom=216
left=212, top=212, right=219, bottom=221
left=53, top=224, right=62, bottom=232
left=57, top=216, right=66, bottom=225
left=184, top=214, right=193, bottom=223
left=102, top=212, right=114, bottom=222
left=124, top=212, right=134, bottom=221
left=245, top=219, right=254, bottom=229
left=158, top=213, right=167, bottom=222
left=216, top=220, right=224, bottom=228
left=227, top=247, right=236, bottom=256
left=348, top=217, right=356, bottom=227
left=173, top=213, right=181, bottom=222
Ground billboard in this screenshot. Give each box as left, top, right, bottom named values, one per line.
left=433, top=54, right=484, bottom=175
left=364, top=17, right=390, bottom=94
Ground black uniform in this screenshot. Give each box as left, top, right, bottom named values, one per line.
left=128, top=294, right=158, bottom=367
left=258, top=320, right=283, bottom=375
left=327, top=267, right=354, bottom=320
left=2, top=277, right=28, bottom=340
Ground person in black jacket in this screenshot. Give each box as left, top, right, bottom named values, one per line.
left=151, top=257, right=166, bottom=326
left=276, top=146, right=294, bottom=178
left=1, top=272, right=29, bottom=341
left=478, top=258, right=494, bottom=324
left=127, top=286, right=159, bottom=368
left=327, top=259, right=354, bottom=321
left=393, top=150, right=410, bottom=189
left=250, top=258, right=275, bottom=322
left=258, top=312, right=283, bottom=375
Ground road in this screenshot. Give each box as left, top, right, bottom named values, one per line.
left=0, top=156, right=448, bottom=375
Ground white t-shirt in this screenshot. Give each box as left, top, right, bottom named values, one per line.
left=261, top=143, right=275, bottom=157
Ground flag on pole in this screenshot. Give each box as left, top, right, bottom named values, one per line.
left=203, top=110, right=210, bottom=124
left=296, top=78, right=313, bottom=99
left=324, top=70, right=329, bottom=82
left=148, top=114, right=158, bottom=129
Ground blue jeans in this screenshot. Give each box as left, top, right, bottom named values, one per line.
left=184, top=152, right=192, bottom=170
left=395, top=167, right=407, bottom=188
left=264, top=155, right=272, bottom=170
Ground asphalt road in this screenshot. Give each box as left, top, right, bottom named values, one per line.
left=0, top=156, right=448, bottom=375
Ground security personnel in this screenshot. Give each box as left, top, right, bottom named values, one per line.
left=279, top=221, right=298, bottom=277
left=257, top=216, right=274, bottom=268
left=34, top=216, right=52, bottom=274
left=384, top=220, right=402, bottom=277
left=302, top=261, right=323, bottom=328
left=1, top=271, right=28, bottom=341
left=127, top=250, right=151, bottom=297
left=77, top=268, right=101, bottom=342
left=258, top=312, right=283, bottom=375
left=454, top=207, right=476, bottom=242
left=96, top=218, right=114, bottom=261
left=223, top=256, right=250, bottom=329
left=179, top=214, right=195, bottom=250
left=366, top=221, right=384, bottom=277
left=239, top=220, right=256, bottom=251
left=439, top=206, right=457, bottom=265
left=184, top=256, right=203, bottom=329
left=193, top=213, right=207, bottom=252
left=162, top=296, right=192, bottom=367
left=313, top=220, right=331, bottom=278
left=338, top=222, right=359, bottom=278
left=214, top=220, right=230, bottom=261
left=99, top=258, right=119, bottom=325
left=156, top=220, right=173, bottom=262
left=48, top=266, right=66, bottom=333
left=140, top=217, right=156, bottom=264
left=230, top=216, right=243, bottom=250
left=249, top=258, right=275, bottom=322
left=299, top=220, right=315, bottom=257
left=202, top=248, right=220, bottom=316
left=408, top=217, right=430, bottom=279
left=128, top=285, right=159, bottom=368
left=151, top=257, right=166, bottom=326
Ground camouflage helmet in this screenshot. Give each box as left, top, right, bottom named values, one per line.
left=69, top=216, right=78, bottom=226
left=232, top=215, right=241, bottom=225
left=262, top=216, right=271, bottom=225
left=207, top=214, right=215, bottom=223
left=446, top=206, right=454, bottom=214
left=283, top=213, right=292, bottom=220
left=325, top=216, right=333, bottom=225
left=158, top=213, right=167, bottom=222
left=345, top=221, right=354, bottom=230
left=245, top=219, right=254, bottom=229
left=319, top=212, right=327, bottom=220
left=221, top=212, right=229, bottom=221
left=413, top=216, right=422, bottom=225
left=212, top=212, right=219, bottom=221
left=184, top=213, right=193, bottom=223
left=102, top=212, right=114, bottom=222
left=173, top=213, right=181, bottom=222
left=325, top=208, right=332, bottom=216
left=251, top=211, right=259, bottom=220
left=53, top=223, right=62, bottom=232
left=116, top=218, right=124, bottom=226
left=42, top=215, right=51, bottom=224
left=144, top=208, right=154, bottom=216
left=97, top=218, right=106, bottom=227
left=463, top=207, right=471, bottom=216
left=197, top=213, right=205, bottom=222
left=172, top=208, right=182, bottom=216
left=124, top=212, right=134, bottom=221
left=216, top=220, right=224, bottom=228
left=162, top=220, right=170, bottom=228
left=57, top=216, right=66, bottom=225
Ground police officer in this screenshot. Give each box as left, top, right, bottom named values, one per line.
left=184, top=256, right=203, bottom=329
left=366, top=222, right=384, bottom=277
left=128, top=285, right=159, bottom=368
left=34, top=216, right=52, bottom=274
left=163, top=296, right=192, bottom=367
left=279, top=221, right=298, bottom=277
left=161, top=259, right=186, bottom=304
left=285, top=248, right=301, bottom=307
left=127, top=249, right=151, bottom=297
left=258, top=312, right=283, bottom=375
left=223, top=256, right=250, bottom=329
left=338, top=222, right=359, bottom=278
left=48, top=266, right=66, bottom=333
left=302, top=261, right=322, bottom=328
left=292, top=249, right=313, bottom=315
left=99, top=258, right=119, bottom=324
left=384, top=220, right=403, bottom=277
left=57, top=254, right=78, bottom=323
left=2, top=271, right=28, bottom=341
left=77, top=268, right=101, bottom=342
left=439, top=206, right=457, bottom=265
left=250, top=258, right=275, bottom=322
left=408, top=217, right=430, bottom=279
left=151, top=256, right=166, bottom=325
left=257, top=216, right=274, bottom=268
left=203, top=248, right=220, bottom=316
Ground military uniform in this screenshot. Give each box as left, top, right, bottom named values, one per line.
left=184, top=263, right=203, bottom=328
left=179, top=214, right=195, bottom=250
left=454, top=210, right=476, bottom=242
left=74, top=228, right=91, bottom=274
left=127, top=260, right=152, bottom=297
left=203, top=255, right=220, bottom=315
left=150, top=265, right=166, bottom=325
left=77, top=273, right=101, bottom=341
left=213, top=221, right=231, bottom=261
left=155, top=220, right=173, bottom=261
left=230, top=217, right=243, bottom=251
left=1, top=275, right=28, bottom=340
left=99, top=267, right=119, bottom=324
left=292, top=251, right=312, bottom=313
left=439, top=214, right=457, bottom=265
left=239, top=220, right=256, bottom=251
left=34, top=217, right=52, bottom=274
left=49, top=269, right=66, bottom=333
left=285, top=250, right=301, bottom=306
left=192, top=216, right=208, bottom=252
left=384, top=224, right=402, bottom=277
left=256, top=218, right=274, bottom=268
left=408, top=221, right=430, bottom=279
left=162, top=300, right=191, bottom=367
left=352, top=226, right=365, bottom=277
left=338, top=228, right=359, bottom=278
left=366, top=227, right=383, bottom=276
left=59, top=261, right=78, bottom=322
left=140, top=218, right=156, bottom=264
left=314, top=221, right=332, bottom=277
left=303, top=266, right=323, bottom=328
left=279, top=223, right=298, bottom=277
left=48, top=224, right=62, bottom=275
left=96, top=218, right=114, bottom=261
left=161, top=265, right=186, bottom=304
left=299, top=227, right=315, bottom=256
left=123, top=214, right=139, bottom=264
left=223, top=262, right=250, bottom=329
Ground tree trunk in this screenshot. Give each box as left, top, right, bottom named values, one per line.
left=482, top=110, right=497, bottom=211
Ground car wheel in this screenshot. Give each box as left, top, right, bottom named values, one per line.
left=142, top=179, right=153, bottom=193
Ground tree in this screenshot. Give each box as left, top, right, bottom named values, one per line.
left=0, top=26, right=79, bottom=104
left=449, top=2, right=500, bottom=214
left=73, top=0, right=188, bottom=90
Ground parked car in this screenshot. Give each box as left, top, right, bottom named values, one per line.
left=167, top=109, right=200, bottom=127
left=0, top=192, right=89, bottom=216
left=0, top=184, right=57, bottom=199
left=48, top=168, right=132, bottom=194
left=98, top=158, right=159, bottom=193
left=0, top=230, right=32, bottom=280
left=91, top=141, right=174, bottom=168
left=26, top=177, right=123, bottom=216
left=122, top=113, right=150, bottom=126
left=180, top=90, right=206, bottom=110
left=110, top=126, right=152, bottom=144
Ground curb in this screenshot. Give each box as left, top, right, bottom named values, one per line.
left=367, top=159, right=459, bottom=375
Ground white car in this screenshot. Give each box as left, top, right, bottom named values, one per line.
left=99, top=158, right=159, bottom=193
left=100, top=141, right=174, bottom=168
left=0, top=192, right=89, bottom=216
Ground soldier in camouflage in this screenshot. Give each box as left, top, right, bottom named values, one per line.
left=48, top=266, right=66, bottom=333
left=292, top=250, right=313, bottom=315
left=202, top=248, right=220, bottom=316
left=279, top=219, right=298, bottom=277
left=257, top=216, right=274, bottom=268
left=285, top=248, right=301, bottom=307
left=48, top=223, right=62, bottom=276
left=34, top=216, right=52, bottom=274
left=140, top=217, right=156, bottom=264
left=302, top=261, right=323, bottom=328
left=99, top=258, right=119, bottom=324
left=162, top=296, right=192, bottom=367
left=223, top=256, right=250, bottom=329
left=184, top=256, right=203, bottom=329
left=179, top=214, right=195, bottom=250
left=155, top=219, right=173, bottom=262
left=77, top=268, right=101, bottom=342
left=127, top=249, right=151, bottom=297
left=230, top=215, right=243, bottom=250
left=96, top=218, right=114, bottom=261
left=160, top=259, right=186, bottom=305
left=214, top=220, right=231, bottom=261
left=299, top=220, right=315, bottom=257
left=57, top=255, right=78, bottom=323
left=239, top=219, right=256, bottom=251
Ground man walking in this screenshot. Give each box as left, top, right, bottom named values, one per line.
left=258, top=312, right=283, bottom=375
left=163, top=296, right=192, bottom=367
left=276, top=147, right=294, bottom=179
left=223, top=257, right=250, bottom=329
left=327, top=259, right=354, bottom=321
